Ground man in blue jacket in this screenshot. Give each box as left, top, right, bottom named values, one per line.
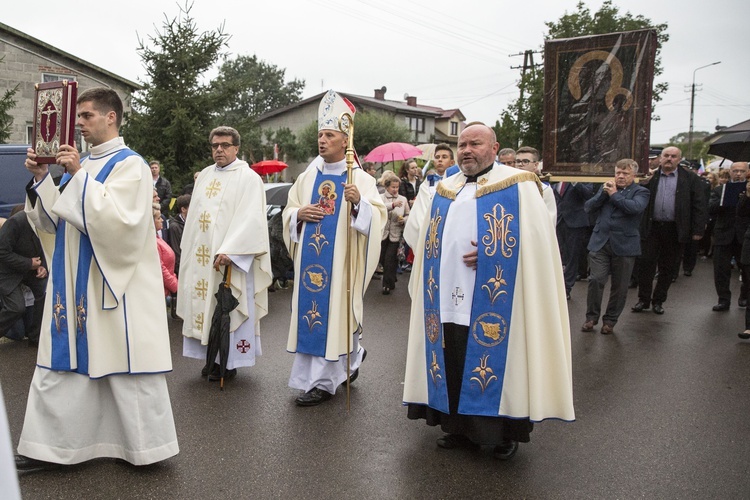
left=582, top=159, right=650, bottom=335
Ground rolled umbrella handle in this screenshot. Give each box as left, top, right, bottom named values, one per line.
left=223, top=264, right=232, bottom=288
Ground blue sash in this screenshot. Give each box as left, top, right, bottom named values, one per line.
left=421, top=192, right=453, bottom=413
left=295, top=170, right=346, bottom=357
left=49, top=148, right=139, bottom=373
left=422, top=182, right=521, bottom=416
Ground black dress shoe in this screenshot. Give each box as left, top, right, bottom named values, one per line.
left=201, top=362, right=219, bottom=378
left=652, top=303, right=665, bottom=315
left=15, top=454, right=62, bottom=474
left=631, top=301, right=650, bottom=312
left=739, top=298, right=748, bottom=308
left=684, top=271, right=692, bottom=277
left=342, top=349, right=367, bottom=386
left=493, top=440, right=519, bottom=460
left=382, top=287, right=391, bottom=295
left=739, top=332, right=750, bottom=340
left=712, top=302, right=730, bottom=312
left=436, top=433, right=477, bottom=450
left=295, top=387, right=332, bottom=406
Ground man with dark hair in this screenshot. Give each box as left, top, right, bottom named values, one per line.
left=178, top=126, right=272, bottom=382
left=18, top=87, right=178, bottom=472
left=403, top=124, right=574, bottom=460
left=404, top=143, right=455, bottom=246
left=582, top=159, right=649, bottom=334
left=150, top=161, right=172, bottom=213
left=515, top=146, right=557, bottom=222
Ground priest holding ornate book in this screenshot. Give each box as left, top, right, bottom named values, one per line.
left=283, top=90, right=386, bottom=406
left=16, top=87, right=178, bottom=473
left=402, top=124, right=574, bottom=460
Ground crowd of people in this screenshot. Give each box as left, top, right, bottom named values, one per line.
left=0, top=86, right=744, bottom=485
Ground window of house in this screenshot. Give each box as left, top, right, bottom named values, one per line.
left=42, top=73, right=76, bottom=83
left=450, top=121, right=458, bottom=136
left=404, top=116, right=425, bottom=133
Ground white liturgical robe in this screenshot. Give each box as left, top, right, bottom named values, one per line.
left=178, top=159, right=272, bottom=369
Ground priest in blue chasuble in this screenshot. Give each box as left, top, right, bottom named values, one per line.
left=403, top=124, right=574, bottom=460
left=283, top=90, right=386, bottom=406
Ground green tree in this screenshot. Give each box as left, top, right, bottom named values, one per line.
left=212, top=54, right=304, bottom=164
left=294, top=111, right=412, bottom=162
left=0, top=57, right=18, bottom=144
left=496, top=0, right=669, bottom=150
left=668, top=130, right=710, bottom=161
left=122, top=2, right=229, bottom=189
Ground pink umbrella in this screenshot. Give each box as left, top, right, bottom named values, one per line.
left=364, top=142, right=423, bottom=163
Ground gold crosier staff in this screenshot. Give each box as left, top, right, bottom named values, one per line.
left=339, top=111, right=355, bottom=411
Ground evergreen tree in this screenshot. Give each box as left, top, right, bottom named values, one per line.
left=0, top=56, right=18, bottom=144
left=122, top=2, right=229, bottom=188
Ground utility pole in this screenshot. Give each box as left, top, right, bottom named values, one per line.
left=688, top=61, right=721, bottom=159
left=509, top=50, right=542, bottom=148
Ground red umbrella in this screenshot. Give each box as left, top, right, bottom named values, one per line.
left=251, top=160, right=288, bottom=175
left=364, top=142, right=423, bottom=163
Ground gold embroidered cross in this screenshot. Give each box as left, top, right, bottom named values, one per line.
left=195, top=312, right=204, bottom=331
left=195, top=279, right=208, bottom=300
left=196, top=245, right=211, bottom=266
left=198, top=211, right=211, bottom=232
left=205, top=179, right=221, bottom=198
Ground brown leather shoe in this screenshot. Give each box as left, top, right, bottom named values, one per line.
left=581, top=320, right=595, bottom=332
left=600, top=324, right=614, bottom=335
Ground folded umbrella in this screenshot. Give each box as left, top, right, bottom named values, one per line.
left=204, top=266, right=239, bottom=390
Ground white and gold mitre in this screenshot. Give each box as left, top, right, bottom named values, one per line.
left=318, top=89, right=356, bottom=134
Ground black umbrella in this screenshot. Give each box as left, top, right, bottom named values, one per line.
left=204, top=266, right=239, bottom=390
left=708, top=131, right=750, bottom=162
left=265, top=183, right=292, bottom=206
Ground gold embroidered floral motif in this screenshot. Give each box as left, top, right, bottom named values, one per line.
left=470, top=354, right=497, bottom=393
left=429, top=350, right=443, bottom=386
left=198, top=211, right=211, bottom=232
left=308, top=223, right=329, bottom=256
left=481, top=265, right=508, bottom=305
left=482, top=203, right=516, bottom=258
left=425, top=208, right=442, bottom=259
left=53, top=292, right=66, bottom=333
left=195, top=279, right=208, bottom=300
left=76, top=296, right=86, bottom=336
left=426, top=266, right=438, bottom=305
left=196, top=245, right=211, bottom=266
left=303, top=301, right=323, bottom=331
left=205, top=179, right=222, bottom=198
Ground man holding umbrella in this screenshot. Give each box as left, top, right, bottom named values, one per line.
left=178, top=126, right=272, bottom=382
left=283, top=90, right=386, bottom=406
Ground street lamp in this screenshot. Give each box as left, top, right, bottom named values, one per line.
left=688, top=61, right=721, bottom=159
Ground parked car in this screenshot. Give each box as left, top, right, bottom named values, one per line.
left=0, top=144, right=65, bottom=218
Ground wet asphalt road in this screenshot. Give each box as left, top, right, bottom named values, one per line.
left=2, top=257, right=750, bottom=499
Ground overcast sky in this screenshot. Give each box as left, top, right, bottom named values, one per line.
left=3, top=0, right=748, bottom=146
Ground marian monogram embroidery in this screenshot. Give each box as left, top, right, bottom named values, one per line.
left=481, top=203, right=516, bottom=258
left=425, top=208, right=442, bottom=259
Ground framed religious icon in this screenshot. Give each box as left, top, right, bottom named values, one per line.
left=32, top=80, right=78, bottom=164
left=542, top=29, right=657, bottom=177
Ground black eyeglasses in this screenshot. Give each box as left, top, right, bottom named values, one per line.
left=211, top=142, right=236, bottom=150
left=514, top=159, right=536, bottom=165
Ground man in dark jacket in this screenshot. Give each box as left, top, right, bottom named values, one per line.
left=709, top=161, right=750, bottom=310
left=0, top=208, right=47, bottom=345
left=582, top=159, right=650, bottom=334
left=632, top=147, right=707, bottom=315
left=151, top=160, right=172, bottom=213
left=555, top=181, right=595, bottom=298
